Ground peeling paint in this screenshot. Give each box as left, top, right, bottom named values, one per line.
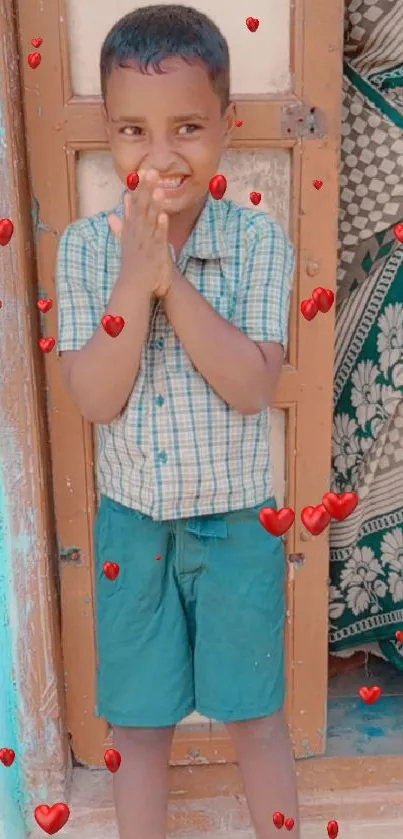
left=0, top=477, right=27, bottom=839
left=0, top=82, right=68, bottom=835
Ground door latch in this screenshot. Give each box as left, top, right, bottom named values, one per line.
left=281, top=101, right=326, bottom=139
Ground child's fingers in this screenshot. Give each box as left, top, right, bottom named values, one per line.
left=154, top=211, right=169, bottom=245
left=145, top=187, right=166, bottom=233
left=107, top=213, right=123, bottom=238
left=135, top=169, right=160, bottom=219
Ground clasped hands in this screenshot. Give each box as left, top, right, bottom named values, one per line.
left=107, top=168, right=177, bottom=300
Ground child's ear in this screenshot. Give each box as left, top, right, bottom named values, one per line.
left=102, top=102, right=111, bottom=139
left=223, top=101, right=236, bottom=146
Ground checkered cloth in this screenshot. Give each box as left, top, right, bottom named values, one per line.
left=55, top=193, right=294, bottom=520
left=337, top=0, right=403, bottom=304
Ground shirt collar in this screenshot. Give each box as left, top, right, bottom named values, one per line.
left=113, top=189, right=232, bottom=261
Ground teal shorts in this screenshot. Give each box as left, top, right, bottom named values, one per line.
left=94, top=495, right=286, bottom=727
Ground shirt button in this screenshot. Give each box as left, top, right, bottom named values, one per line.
left=157, top=451, right=168, bottom=464
left=156, top=338, right=164, bottom=350
left=155, top=395, right=165, bottom=407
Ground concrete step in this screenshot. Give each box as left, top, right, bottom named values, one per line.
left=36, top=765, right=403, bottom=839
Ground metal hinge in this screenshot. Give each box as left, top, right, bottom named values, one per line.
left=288, top=553, right=305, bottom=569
left=281, top=101, right=326, bottom=139
left=59, top=547, right=82, bottom=564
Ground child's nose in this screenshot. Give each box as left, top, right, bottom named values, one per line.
left=147, top=139, right=177, bottom=171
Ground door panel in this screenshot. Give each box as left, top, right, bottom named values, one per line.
left=16, top=0, right=343, bottom=765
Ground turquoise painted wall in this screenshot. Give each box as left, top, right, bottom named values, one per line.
left=0, top=475, right=27, bottom=839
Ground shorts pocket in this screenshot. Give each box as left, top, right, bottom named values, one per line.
left=94, top=497, right=125, bottom=600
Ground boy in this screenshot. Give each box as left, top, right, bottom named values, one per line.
left=55, top=6, right=299, bottom=839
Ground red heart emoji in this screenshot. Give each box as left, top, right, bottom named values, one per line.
left=37, top=298, right=53, bottom=314
left=322, top=491, right=358, bottom=521
left=393, top=223, right=403, bottom=243
left=313, top=179, right=323, bottom=190
left=249, top=192, right=261, bottom=206
left=103, top=562, right=120, bottom=581
left=358, top=685, right=381, bottom=704
left=235, top=120, right=243, bottom=127
left=28, top=52, right=42, bottom=69
left=300, top=298, right=318, bottom=321
left=34, top=803, right=70, bottom=835
left=0, top=748, right=15, bottom=767
left=101, top=314, right=125, bottom=338
left=31, top=37, right=43, bottom=48
left=126, top=172, right=139, bottom=191
left=312, top=287, right=334, bottom=313
left=246, top=16, right=259, bottom=32
left=209, top=174, right=227, bottom=201
left=104, top=748, right=122, bottom=773
left=285, top=818, right=295, bottom=831
left=38, top=337, right=55, bottom=353
left=327, top=820, right=339, bottom=839
left=259, top=507, right=295, bottom=537
left=395, top=630, right=403, bottom=643
left=301, top=504, right=331, bottom=536
left=0, top=218, right=14, bottom=246
left=272, top=812, right=284, bottom=829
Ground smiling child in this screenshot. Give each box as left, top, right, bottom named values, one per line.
left=55, top=6, right=298, bottom=839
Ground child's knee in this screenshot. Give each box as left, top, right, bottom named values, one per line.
left=226, top=710, right=286, bottom=742
left=113, top=724, right=175, bottom=749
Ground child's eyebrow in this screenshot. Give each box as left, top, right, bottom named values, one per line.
left=173, top=113, right=209, bottom=122
left=112, top=113, right=209, bottom=123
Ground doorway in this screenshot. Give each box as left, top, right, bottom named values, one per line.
left=16, top=0, right=343, bottom=770
left=326, top=0, right=403, bottom=760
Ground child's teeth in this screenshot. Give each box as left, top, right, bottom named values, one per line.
left=158, top=179, right=183, bottom=188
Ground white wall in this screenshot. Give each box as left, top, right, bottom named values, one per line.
left=66, top=0, right=291, bottom=96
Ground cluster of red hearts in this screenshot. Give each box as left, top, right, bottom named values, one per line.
left=259, top=491, right=358, bottom=537
left=0, top=747, right=122, bottom=835
left=27, top=35, right=43, bottom=69
left=273, top=813, right=338, bottom=837
left=301, top=287, right=334, bottom=320
left=35, top=298, right=56, bottom=353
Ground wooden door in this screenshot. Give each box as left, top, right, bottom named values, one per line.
left=16, top=0, right=343, bottom=766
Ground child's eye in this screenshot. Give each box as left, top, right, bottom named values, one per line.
left=177, top=124, right=202, bottom=135
left=119, top=126, right=143, bottom=137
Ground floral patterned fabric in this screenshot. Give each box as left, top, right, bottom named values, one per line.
left=329, top=0, right=403, bottom=669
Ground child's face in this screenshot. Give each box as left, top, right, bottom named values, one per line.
left=103, top=57, right=235, bottom=218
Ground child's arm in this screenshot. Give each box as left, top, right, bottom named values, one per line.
left=163, top=270, right=282, bottom=414
left=163, top=222, right=294, bottom=415
left=61, top=278, right=152, bottom=424
left=57, top=172, right=169, bottom=424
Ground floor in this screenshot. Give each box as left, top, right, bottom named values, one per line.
left=29, top=657, right=403, bottom=839
left=58, top=824, right=403, bottom=839
left=49, top=763, right=403, bottom=839
left=326, top=655, right=403, bottom=757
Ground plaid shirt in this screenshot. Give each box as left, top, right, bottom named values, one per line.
left=56, top=193, right=294, bottom=521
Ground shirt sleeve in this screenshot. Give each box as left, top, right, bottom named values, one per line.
left=233, top=219, right=295, bottom=351
left=55, top=220, right=100, bottom=354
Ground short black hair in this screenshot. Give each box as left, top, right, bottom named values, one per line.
left=100, top=4, right=230, bottom=112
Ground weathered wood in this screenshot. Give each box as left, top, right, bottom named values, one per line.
left=0, top=0, right=70, bottom=821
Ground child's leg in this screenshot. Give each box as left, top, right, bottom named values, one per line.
left=227, top=711, right=300, bottom=839
left=113, top=725, right=175, bottom=839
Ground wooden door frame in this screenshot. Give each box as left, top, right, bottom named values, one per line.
left=0, top=0, right=70, bottom=825
left=15, top=0, right=343, bottom=767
